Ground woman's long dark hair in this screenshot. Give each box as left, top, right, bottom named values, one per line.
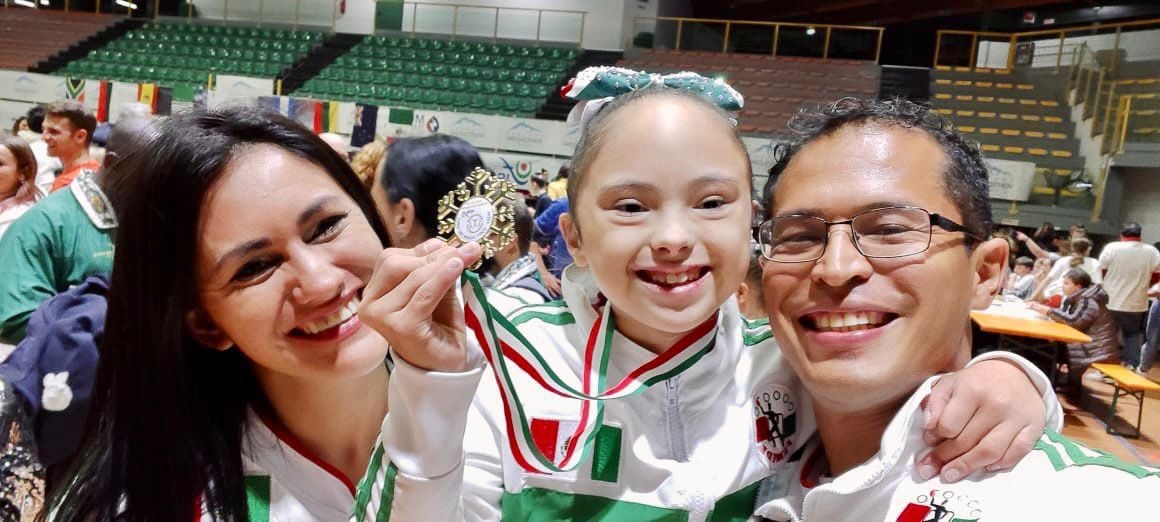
left=52, top=107, right=389, bottom=521
left=380, top=134, right=483, bottom=236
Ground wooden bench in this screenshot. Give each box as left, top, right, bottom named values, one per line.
left=1091, top=363, right=1160, bottom=438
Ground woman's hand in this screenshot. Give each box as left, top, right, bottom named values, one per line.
left=358, top=239, right=482, bottom=372
left=916, top=359, right=1046, bottom=483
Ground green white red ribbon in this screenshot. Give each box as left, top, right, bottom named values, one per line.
left=461, top=272, right=719, bottom=473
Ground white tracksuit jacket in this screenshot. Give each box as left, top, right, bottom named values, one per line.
left=753, top=377, right=1152, bottom=522
left=356, top=267, right=1060, bottom=521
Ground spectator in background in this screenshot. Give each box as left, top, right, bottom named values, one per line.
left=91, top=102, right=152, bottom=148
left=0, top=115, right=149, bottom=345
left=547, top=164, right=569, bottom=200
left=10, top=116, right=29, bottom=136
left=372, top=134, right=482, bottom=248
left=490, top=201, right=552, bottom=305
left=43, top=101, right=99, bottom=193
left=1007, top=256, right=1037, bottom=300
left=1032, top=237, right=1101, bottom=302
left=1031, top=268, right=1119, bottom=400
left=0, top=135, right=41, bottom=239
left=529, top=173, right=551, bottom=216
left=319, top=132, right=350, bottom=162
left=735, top=244, right=766, bottom=321
left=349, top=139, right=385, bottom=192
left=532, top=195, right=571, bottom=295
left=1098, top=222, right=1160, bottom=371
left=22, top=105, right=62, bottom=195
left=1032, top=221, right=1055, bottom=247
left=1142, top=271, right=1159, bottom=374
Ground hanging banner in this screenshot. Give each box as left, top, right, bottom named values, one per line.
left=211, top=74, right=275, bottom=108
left=986, top=158, right=1037, bottom=201
left=479, top=151, right=568, bottom=190
left=0, top=71, right=66, bottom=104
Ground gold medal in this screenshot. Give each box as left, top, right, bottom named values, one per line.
left=436, top=167, right=518, bottom=269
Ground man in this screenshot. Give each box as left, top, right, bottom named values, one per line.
left=42, top=101, right=99, bottom=192
left=754, top=98, right=1156, bottom=521
left=1097, top=222, right=1160, bottom=371
left=489, top=202, right=552, bottom=305
left=0, top=116, right=148, bottom=345
left=19, top=105, right=62, bottom=195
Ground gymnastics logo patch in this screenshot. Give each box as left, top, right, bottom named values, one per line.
left=753, top=383, right=797, bottom=466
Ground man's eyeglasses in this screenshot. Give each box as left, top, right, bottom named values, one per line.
left=757, top=206, right=983, bottom=263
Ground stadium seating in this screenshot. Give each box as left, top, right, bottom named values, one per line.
left=293, top=35, right=579, bottom=117
left=0, top=8, right=119, bottom=71
left=54, top=21, right=325, bottom=96
left=929, top=66, right=1084, bottom=190
left=618, top=49, right=880, bottom=136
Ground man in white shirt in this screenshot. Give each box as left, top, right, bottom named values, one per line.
left=754, top=98, right=1156, bottom=521
left=1097, top=222, right=1160, bottom=370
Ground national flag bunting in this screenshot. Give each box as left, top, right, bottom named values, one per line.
left=65, top=78, right=86, bottom=102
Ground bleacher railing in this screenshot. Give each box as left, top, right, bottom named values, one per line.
left=934, top=19, right=1160, bottom=74
left=1110, top=94, right=1159, bottom=154
left=631, top=16, right=883, bottom=62
left=401, top=2, right=585, bottom=47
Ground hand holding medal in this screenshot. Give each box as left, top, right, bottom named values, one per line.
left=357, top=167, right=516, bottom=373
left=435, top=167, right=519, bottom=270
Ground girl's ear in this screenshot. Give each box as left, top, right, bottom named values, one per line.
left=560, top=213, right=587, bottom=267
left=185, top=309, right=234, bottom=351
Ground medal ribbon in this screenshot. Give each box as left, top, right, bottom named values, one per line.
left=461, top=272, right=719, bottom=473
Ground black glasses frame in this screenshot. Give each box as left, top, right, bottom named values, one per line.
left=758, top=205, right=983, bottom=263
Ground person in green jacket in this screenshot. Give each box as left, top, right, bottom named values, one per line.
left=0, top=117, right=147, bottom=345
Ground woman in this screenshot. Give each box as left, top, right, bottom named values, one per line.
left=371, top=134, right=482, bottom=248
left=1030, top=237, right=1100, bottom=303
left=1031, top=268, right=1118, bottom=400
left=0, top=135, right=41, bottom=238
left=10, top=116, right=29, bottom=136
left=52, top=108, right=393, bottom=520
left=349, top=139, right=386, bottom=192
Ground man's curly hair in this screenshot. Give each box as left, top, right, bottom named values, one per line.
left=761, top=97, right=992, bottom=239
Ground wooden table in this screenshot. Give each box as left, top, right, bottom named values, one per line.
left=971, top=298, right=1092, bottom=385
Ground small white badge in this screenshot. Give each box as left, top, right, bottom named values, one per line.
left=455, top=196, right=496, bottom=244
left=42, top=371, right=74, bottom=412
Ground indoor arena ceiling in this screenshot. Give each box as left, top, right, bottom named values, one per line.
left=694, top=0, right=1085, bottom=26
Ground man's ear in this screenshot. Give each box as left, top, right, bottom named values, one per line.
left=185, top=309, right=233, bottom=351
left=970, top=237, right=1010, bottom=310
left=560, top=212, right=587, bottom=267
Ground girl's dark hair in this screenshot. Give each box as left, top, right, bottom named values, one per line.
left=52, top=107, right=389, bottom=521
left=379, top=134, right=483, bottom=237
left=1063, top=267, right=1093, bottom=288
left=0, top=135, right=40, bottom=206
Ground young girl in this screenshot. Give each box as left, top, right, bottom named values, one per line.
left=52, top=108, right=394, bottom=520
left=356, top=76, right=1058, bottom=520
